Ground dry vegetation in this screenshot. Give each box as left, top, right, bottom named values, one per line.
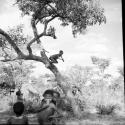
left=0, top=57, right=124, bottom=125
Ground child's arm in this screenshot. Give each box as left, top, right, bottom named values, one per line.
left=59, top=56, right=64, bottom=62
left=34, top=104, right=49, bottom=113
left=51, top=103, right=63, bottom=116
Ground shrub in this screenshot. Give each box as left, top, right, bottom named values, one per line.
left=96, top=104, right=117, bottom=115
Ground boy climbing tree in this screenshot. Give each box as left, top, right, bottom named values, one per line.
left=49, top=50, right=64, bottom=64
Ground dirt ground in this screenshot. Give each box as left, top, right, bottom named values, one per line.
left=0, top=112, right=125, bottom=125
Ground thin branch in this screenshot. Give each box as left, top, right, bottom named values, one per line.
left=27, top=32, right=45, bottom=55
left=47, top=4, right=58, bottom=14
left=31, top=16, right=41, bottom=44
left=0, top=57, right=20, bottom=62
left=43, top=15, right=58, bottom=33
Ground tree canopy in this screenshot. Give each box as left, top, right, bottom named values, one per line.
left=16, top=0, right=106, bottom=37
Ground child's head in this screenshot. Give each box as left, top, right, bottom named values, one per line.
left=43, top=90, right=53, bottom=104
left=16, top=89, right=23, bottom=96
left=43, top=90, right=53, bottom=97
left=13, top=102, right=25, bottom=116
left=53, top=91, right=60, bottom=100
left=59, top=50, right=63, bottom=55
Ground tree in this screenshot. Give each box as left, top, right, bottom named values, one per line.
left=117, top=66, right=124, bottom=111
left=0, top=60, right=34, bottom=96
left=91, top=56, right=110, bottom=73
left=117, top=66, right=124, bottom=77
left=0, top=0, right=106, bottom=115
left=91, top=56, right=114, bottom=107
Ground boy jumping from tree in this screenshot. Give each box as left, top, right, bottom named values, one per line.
left=49, top=50, right=64, bottom=64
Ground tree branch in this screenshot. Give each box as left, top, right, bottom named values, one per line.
left=43, top=15, right=58, bottom=33
left=31, top=15, right=41, bottom=44
left=0, top=28, right=24, bottom=57
left=47, top=4, right=68, bottom=19
left=0, top=58, right=19, bottom=62
left=27, top=32, right=45, bottom=55
left=27, top=15, right=58, bottom=55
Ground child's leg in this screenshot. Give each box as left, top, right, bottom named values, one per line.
left=49, top=57, right=58, bottom=63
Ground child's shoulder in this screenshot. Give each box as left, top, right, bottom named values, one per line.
left=9, top=115, right=28, bottom=120
left=7, top=115, right=28, bottom=124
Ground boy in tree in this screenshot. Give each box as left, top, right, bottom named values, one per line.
left=7, top=102, right=29, bottom=125
left=49, top=50, right=64, bottom=64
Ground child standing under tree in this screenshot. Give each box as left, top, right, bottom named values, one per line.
left=7, top=102, right=29, bottom=125
left=36, top=89, right=63, bottom=125
left=16, top=88, right=23, bottom=102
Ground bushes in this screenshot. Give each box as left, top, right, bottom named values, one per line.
left=96, top=104, right=118, bottom=115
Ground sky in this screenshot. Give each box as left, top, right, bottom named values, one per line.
left=0, top=0, right=123, bottom=77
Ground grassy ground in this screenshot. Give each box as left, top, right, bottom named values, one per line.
left=0, top=112, right=125, bottom=125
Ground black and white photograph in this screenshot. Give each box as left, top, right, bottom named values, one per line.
left=0, top=0, right=123, bottom=124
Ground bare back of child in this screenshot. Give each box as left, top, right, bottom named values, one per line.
left=7, top=115, right=28, bottom=125
left=7, top=102, right=28, bottom=125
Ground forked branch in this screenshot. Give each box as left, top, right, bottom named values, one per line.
left=27, top=15, right=58, bottom=55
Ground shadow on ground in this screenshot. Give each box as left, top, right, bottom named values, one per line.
left=0, top=112, right=125, bottom=125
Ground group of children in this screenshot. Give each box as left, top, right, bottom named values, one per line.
left=7, top=89, right=63, bottom=125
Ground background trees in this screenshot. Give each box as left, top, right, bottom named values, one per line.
left=0, top=61, right=34, bottom=95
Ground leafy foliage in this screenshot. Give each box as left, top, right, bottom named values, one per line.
left=59, top=56, right=123, bottom=114
left=117, top=66, right=124, bottom=77
left=7, top=25, right=29, bottom=46
left=96, top=104, right=117, bottom=115
left=0, top=56, right=124, bottom=115
left=0, top=25, right=29, bottom=48
left=0, top=25, right=31, bottom=61
left=15, top=0, right=106, bottom=36
left=0, top=61, right=34, bottom=96
left=91, top=56, right=110, bottom=72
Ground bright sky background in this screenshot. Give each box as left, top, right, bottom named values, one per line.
left=0, top=0, right=123, bottom=77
